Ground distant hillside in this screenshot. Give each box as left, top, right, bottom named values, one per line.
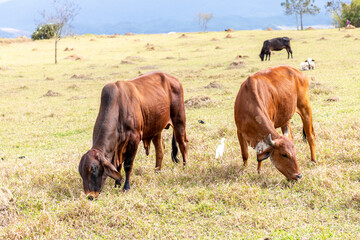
left=0, top=0, right=334, bottom=38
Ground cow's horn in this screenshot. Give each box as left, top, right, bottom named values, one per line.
left=267, top=134, right=276, bottom=147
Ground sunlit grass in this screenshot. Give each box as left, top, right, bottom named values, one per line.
left=0, top=28, right=360, bottom=239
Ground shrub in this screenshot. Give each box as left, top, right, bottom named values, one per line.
left=341, top=0, right=360, bottom=27
left=31, top=24, right=59, bottom=40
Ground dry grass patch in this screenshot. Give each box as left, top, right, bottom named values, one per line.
left=228, top=60, right=246, bottom=69
left=184, top=95, right=216, bottom=108
left=70, top=74, right=93, bottom=80
left=204, top=81, right=223, bottom=89
left=125, top=56, right=146, bottom=62
left=43, top=90, right=61, bottom=97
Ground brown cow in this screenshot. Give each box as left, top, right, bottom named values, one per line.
left=79, top=72, right=188, bottom=199
left=234, top=65, right=315, bottom=180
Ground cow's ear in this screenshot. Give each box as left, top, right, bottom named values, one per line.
left=312, top=59, right=315, bottom=62
left=100, top=158, right=122, bottom=180
left=257, top=147, right=272, bottom=162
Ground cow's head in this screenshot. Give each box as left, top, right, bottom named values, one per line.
left=257, top=134, right=301, bottom=181
left=259, top=52, right=265, bottom=61
left=78, top=149, right=121, bottom=200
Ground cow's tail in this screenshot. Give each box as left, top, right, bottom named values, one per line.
left=171, top=131, right=180, bottom=163
left=302, top=128, right=307, bottom=142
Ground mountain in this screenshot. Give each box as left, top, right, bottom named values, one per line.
left=0, top=0, right=336, bottom=38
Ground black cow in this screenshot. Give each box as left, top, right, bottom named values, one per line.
left=259, top=37, right=293, bottom=61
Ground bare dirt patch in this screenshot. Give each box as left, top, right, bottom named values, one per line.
left=185, top=95, right=215, bottom=108
left=318, top=37, right=327, bottom=41
left=70, top=74, right=93, bottom=80
left=326, top=96, right=340, bottom=102
left=235, top=55, right=249, bottom=59
left=32, top=48, right=38, bottom=51
left=344, top=34, right=353, bottom=38
left=90, top=38, right=96, bottom=42
left=64, top=47, right=74, bottom=51
left=162, top=56, right=175, bottom=60
left=310, top=81, right=332, bottom=95
left=178, top=34, right=189, bottom=39
left=125, top=56, right=146, bottom=62
left=121, top=60, right=134, bottom=64
left=68, top=96, right=85, bottom=101
left=228, top=60, right=246, bottom=69
left=67, top=84, right=79, bottom=90
left=43, top=90, right=61, bottom=97
left=136, top=65, right=158, bottom=70
left=108, top=33, right=119, bottom=38
left=145, top=43, right=155, bottom=50
left=65, top=54, right=84, bottom=61
left=124, top=32, right=136, bottom=36
left=215, top=46, right=222, bottom=49
left=225, top=34, right=233, bottom=38
left=204, top=81, right=223, bottom=89
left=211, top=38, right=219, bottom=41
left=45, top=77, right=54, bottom=81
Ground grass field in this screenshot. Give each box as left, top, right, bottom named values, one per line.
left=0, top=28, right=359, bottom=239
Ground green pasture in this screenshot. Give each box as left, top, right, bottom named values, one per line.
left=0, top=28, right=359, bottom=239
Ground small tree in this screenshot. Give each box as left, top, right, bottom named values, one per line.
left=196, top=13, right=214, bottom=32
left=281, top=0, right=320, bottom=30
left=325, top=1, right=343, bottom=30
left=41, top=0, right=79, bottom=64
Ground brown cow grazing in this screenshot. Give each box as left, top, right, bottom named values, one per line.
left=234, top=65, right=315, bottom=180
left=79, top=72, right=188, bottom=199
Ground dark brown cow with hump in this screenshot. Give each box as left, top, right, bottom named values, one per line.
left=79, top=72, right=188, bottom=199
left=234, top=65, right=316, bottom=180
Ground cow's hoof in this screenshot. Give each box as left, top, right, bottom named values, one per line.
left=123, top=182, right=130, bottom=192
left=154, top=169, right=161, bottom=174
left=114, top=179, right=122, bottom=188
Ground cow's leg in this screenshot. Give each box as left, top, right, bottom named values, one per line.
left=123, top=135, right=140, bottom=191
left=257, top=161, right=263, bottom=174
left=281, top=121, right=294, bottom=142
left=152, top=132, right=164, bottom=172
left=237, top=130, right=249, bottom=166
left=173, top=126, right=188, bottom=167
left=170, top=101, right=188, bottom=167
left=297, top=99, right=316, bottom=163
left=290, top=48, right=293, bottom=58
left=114, top=164, right=123, bottom=188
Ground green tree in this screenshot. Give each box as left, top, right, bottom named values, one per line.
left=341, top=0, right=360, bottom=27
left=281, top=0, right=320, bottom=30
left=31, top=23, right=59, bottom=40
left=325, top=1, right=343, bottom=30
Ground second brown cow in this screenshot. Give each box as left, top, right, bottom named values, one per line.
left=234, top=65, right=316, bottom=180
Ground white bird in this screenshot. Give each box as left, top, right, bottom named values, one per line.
left=215, top=138, right=226, bottom=159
